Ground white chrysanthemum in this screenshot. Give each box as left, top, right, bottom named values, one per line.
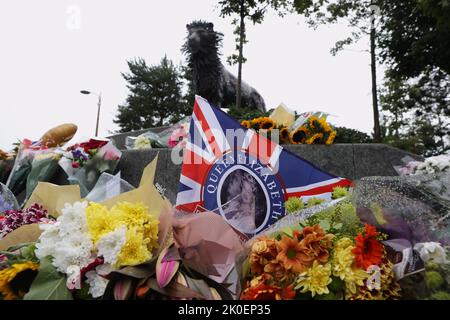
left=414, top=242, right=448, bottom=264
left=35, top=201, right=94, bottom=274
left=86, top=271, right=109, bottom=298
left=66, top=265, right=82, bottom=290
left=96, top=225, right=127, bottom=266
left=134, top=136, right=152, bottom=150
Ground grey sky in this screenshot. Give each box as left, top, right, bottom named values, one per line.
left=0, top=0, right=377, bottom=149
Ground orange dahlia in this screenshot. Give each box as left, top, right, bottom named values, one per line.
left=352, top=224, right=384, bottom=270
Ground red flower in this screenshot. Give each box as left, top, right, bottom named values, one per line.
left=72, top=162, right=79, bottom=169
left=241, top=281, right=296, bottom=300
left=352, top=224, right=384, bottom=270
left=80, top=139, right=108, bottom=152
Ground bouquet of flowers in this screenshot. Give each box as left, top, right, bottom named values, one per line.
left=240, top=195, right=404, bottom=300
left=241, top=113, right=337, bottom=145
left=59, top=139, right=122, bottom=197
left=126, top=117, right=191, bottom=150
left=240, top=177, right=450, bottom=300
left=6, top=140, right=61, bottom=200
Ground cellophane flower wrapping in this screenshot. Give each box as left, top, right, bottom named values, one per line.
left=6, top=141, right=61, bottom=200
left=0, top=183, right=19, bottom=213
left=126, top=131, right=167, bottom=150
left=353, top=175, right=450, bottom=299
left=59, top=139, right=122, bottom=197
left=85, top=172, right=135, bottom=203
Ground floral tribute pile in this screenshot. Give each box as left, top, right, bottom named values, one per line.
left=241, top=115, right=337, bottom=145
left=239, top=191, right=450, bottom=300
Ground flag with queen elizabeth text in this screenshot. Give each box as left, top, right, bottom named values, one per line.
left=176, top=95, right=352, bottom=238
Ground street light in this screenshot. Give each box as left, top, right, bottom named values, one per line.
left=80, top=90, right=102, bottom=137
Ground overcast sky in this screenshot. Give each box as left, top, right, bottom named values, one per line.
left=0, top=0, right=378, bottom=150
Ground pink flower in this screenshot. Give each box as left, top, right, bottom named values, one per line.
left=168, top=128, right=187, bottom=148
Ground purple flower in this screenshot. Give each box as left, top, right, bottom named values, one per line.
left=0, top=203, right=50, bottom=239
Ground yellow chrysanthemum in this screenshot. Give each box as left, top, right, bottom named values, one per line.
left=116, top=226, right=151, bottom=267
left=325, top=131, right=337, bottom=145
left=86, top=202, right=159, bottom=268
left=332, top=238, right=368, bottom=295
left=295, top=261, right=332, bottom=297
left=85, top=202, right=116, bottom=243
left=0, top=262, right=39, bottom=300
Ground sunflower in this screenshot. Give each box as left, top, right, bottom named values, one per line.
left=306, top=133, right=324, bottom=145
left=290, top=127, right=309, bottom=144
left=0, top=262, right=39, bottom=300
left=308, top=116, right=321, bottom=130
left=241, top=120, right=251, bottom=129
left=319, top=118, right=332, bottom=133
left=260, top=118, right=275, bottom=131
left=279, top=127, right=290, bottom=144
left=352, top=224, right=384, bottom=270
left=325, top=131, right=337, bottom=145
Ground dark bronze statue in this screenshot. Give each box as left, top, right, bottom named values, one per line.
left=183, top=21, right=266, bottom=111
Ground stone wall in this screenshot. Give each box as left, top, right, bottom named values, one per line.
left=5, top=144, right=422, bottom=204
left=113, top=144, right=422, bottom=203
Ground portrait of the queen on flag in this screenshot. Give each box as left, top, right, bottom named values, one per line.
left=176, top=95, right=352, bottom=238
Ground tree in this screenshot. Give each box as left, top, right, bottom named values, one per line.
left=115, top=56, right=192, bottom=133
left=377, top=0, right=450, bottom=79
left=293, top=0, right=383, bottom=142
left=381, top=68, right=450, bottom=156
left=217, top=0, right=289, bottom=109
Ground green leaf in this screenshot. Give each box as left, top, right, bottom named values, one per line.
left=319, top=220, right=331, bottom=231
left=24, top=256, right=73, bottom=300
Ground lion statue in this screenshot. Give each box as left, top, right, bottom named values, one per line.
left=183, top=21, right=266, bottom=111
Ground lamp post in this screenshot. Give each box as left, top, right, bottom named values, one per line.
left=80, top=90, right=102, bottom=137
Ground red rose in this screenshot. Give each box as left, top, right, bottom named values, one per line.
left=80, top=139, right=109, bottom=152
left=72, top=162, right=79, bottom=169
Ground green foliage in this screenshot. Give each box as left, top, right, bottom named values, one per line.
left=425, top=271, right=445, bottom=290
left=381, top=68, right=450, bottom=156
left=331, top=186, right=349, bottom=200
left=334, top=126, right=372, bottom=143
left=227, top=105, right=270, bottom=121
left=285, top=197, right=304, bottom=213
left=430, top=291, right=450, bottom=300
left=305, top=200, right=360, bottom=236
left=114, top=56, right=193, bottom=133
left=306, top=197, right=325, bottom=208
left=24, top=256, right=73, bottom=300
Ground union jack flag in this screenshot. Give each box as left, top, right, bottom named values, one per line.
left=176, top=95, right=352, bottom=234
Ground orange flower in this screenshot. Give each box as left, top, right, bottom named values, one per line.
left=278, top=225, right=334, bottom=273
left=249, top=237, right=278, bottom=275
left=352, top=224, right=384, bottom=270
left=241, top=275, right=296, bottom=300
left=277, top=235, right=306, bottom=273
